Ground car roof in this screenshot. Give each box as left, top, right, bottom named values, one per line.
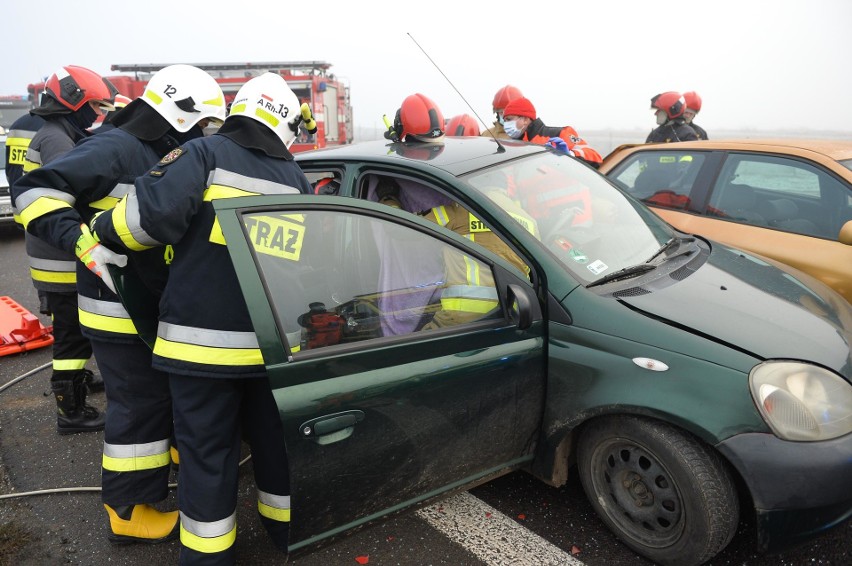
left=295, top=137, right=548, bottom=176
left=604, top=138, right=852, bottom=165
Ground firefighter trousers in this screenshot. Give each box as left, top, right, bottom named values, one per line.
left=170, top=373, right=291, bottom=566
left=94, top=339, right=173, bottom=506
left=47, top=291, right=92, bottom=381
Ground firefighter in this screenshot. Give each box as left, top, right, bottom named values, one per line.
left=380, top=94, right=536, bottom=328
left=17, top=66, right=118, bottom=433
left=646, top=91, right=699, bottom=143
left=95, top=94, right=133, bottom=134
left=12, top=64, right=226, bottom=544
left=481, top=84, right=523, bottom=139
left=90, top=72, right=313, bottom=565
left=682, top=91, right=709, bottom=140
left=501, top=96, right=603, bottom=168
left=445, top=113, right=480, bottom=136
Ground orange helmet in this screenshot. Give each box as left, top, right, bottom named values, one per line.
left=492, top=85, right=523, bottom=113
left=391, top=93, right=444, bottom=141
left=445, top=114, right=480, bottom=136
left=650, top=91, right=686, bottom=120
left=113, top=94, right=133, bottom=109
left=38, top=65, right=116, bottom=113
left=683, top=91, right=702, bottom=113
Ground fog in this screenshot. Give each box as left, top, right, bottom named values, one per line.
left=3, top=0, right=850, bottom=145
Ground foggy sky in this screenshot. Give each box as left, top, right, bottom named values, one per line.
left=3, top=0, right=850, bottom=134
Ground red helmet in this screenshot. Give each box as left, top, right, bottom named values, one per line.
left=492, top=85, right=523, bottom=112
left=650, top=91, right=686, bottom=120
left=393, top=93, right=444, bottom=141
left=682, top=91, right=702, bottom=113
left=445, top=114, right=480, bottom=136
left=40, top=65, right=116, bottom=112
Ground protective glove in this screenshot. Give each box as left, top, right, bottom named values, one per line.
left=546, top=137, right=572, bottom=154
left=300, top=103, right=318, bottom=134
left=75, top=224, right=127, bottom=294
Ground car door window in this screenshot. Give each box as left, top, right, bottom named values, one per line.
left=708, top=154, right=845, bottom=239
left=608, top=151, right=706, bottom=211
left=240, top=208, right=503, bottom=354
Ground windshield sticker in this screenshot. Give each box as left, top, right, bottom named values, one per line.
left=587, top=260, right=608, bottom=275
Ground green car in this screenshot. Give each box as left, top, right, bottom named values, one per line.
left=125, top=137, right=852, bottom=566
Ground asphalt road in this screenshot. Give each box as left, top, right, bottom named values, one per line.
left=1, top=225, right=850, bottom=565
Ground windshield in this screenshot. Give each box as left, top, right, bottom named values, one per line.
left=464, top=152, right=673, bottom=284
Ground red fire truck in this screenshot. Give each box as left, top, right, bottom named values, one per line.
left=27, top=61, right=354, bottom=153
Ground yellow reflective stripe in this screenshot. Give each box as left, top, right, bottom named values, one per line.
left=53, top=359, right=87, bottom=371
left=230, top=103, right=246, bottom=114
left=464, top=255, right=481, bottom=286
left=203, top=94, right=225, bottom=107
left=440, top=297, right=498, bottom=313
left=257, top=501, right=291, bottom=523
left=78, top=308, right=138, bottom=334
left=180, top=522, right=236, bottom=555
left=145, top=90, right=163, bottom=105
left=103, top=451, right=170, bottom=472
left=19, top=198, right=72, bottom=229
left=30, top=268, right=76, bottom=284
left=153, top=338, right=264, bottom=366
left=432, top=206, right=449, bottom=226
left=113, top=196, right=153, bottom=251
left=88, top=196, right=121, bottom=211
left=209, top=217, right=226, bottom=245
left=23, top=159, right=40, bottom=173
left=203, top=184, right=256, bottom=201
left=255, top=107, right=280, bottom=129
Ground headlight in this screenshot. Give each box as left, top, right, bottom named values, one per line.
left=750, top=361, right=852, bottom=441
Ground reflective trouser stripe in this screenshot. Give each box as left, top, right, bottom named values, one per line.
left=257, top=491, right=291, bottom=523
left=77, top=295, right=138, bottom=335
left=154, top=322, right=263, bottom=366
left=31, top=267, right=77, bottom=284
left=440, top=285, right=498, bottom=314
left=180, top=511, right=237, bottom=554
left=53, top=358, right=88, bottom=371
left=103, top=439, right=171, bottom=472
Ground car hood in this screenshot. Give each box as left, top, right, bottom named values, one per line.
left=619, top=244, right=852, bottom=377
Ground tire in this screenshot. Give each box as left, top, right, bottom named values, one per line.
left=577, top=416, right=739, bottom=566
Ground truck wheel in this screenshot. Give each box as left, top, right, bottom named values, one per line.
left=577, top=416, right=739, bottom=566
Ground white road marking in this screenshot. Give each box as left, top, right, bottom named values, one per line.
left=416, top=492, right=585, bottom=566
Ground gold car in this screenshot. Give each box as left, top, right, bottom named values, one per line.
left=600, top=139, right=852, bottom=302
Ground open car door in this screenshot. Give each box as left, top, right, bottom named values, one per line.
left=213, top=195, right=546, bottom=552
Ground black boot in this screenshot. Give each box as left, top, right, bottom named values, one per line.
left=82, top=368, right=105, bottom=393
left=52, top=375, right=105, bottom=434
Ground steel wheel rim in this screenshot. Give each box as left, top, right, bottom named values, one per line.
left=589, top=438, right=685, bottom=548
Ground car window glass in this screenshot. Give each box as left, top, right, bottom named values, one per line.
left=241, top=209, right=503, bottom=355
left=607, top=151, right=705, bottom=211
left=361, top=173, right=533, bottom=279
left=464, top=152, right=669, bottom=285
left=708, top=153, right=845, bottom=239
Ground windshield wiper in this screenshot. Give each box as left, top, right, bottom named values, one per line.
left=645, top=236, right=695, bottom=264
left=586, top=263, right=657, bottom=288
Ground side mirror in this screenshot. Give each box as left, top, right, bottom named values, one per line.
left=507, top=284, right=532, bottom=330
left=839, top=220, right=852, bottom=246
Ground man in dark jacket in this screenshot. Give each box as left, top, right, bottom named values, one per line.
left=646, top=91, right=699, bottom=143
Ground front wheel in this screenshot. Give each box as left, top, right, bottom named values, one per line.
left=577, top=416, right=739, bottom=566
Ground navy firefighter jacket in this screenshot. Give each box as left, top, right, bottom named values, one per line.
left=11, top=125, right=173, bottom=343
left=94, top=122, right=312, bottom=378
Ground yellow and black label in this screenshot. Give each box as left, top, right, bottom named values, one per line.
left=468, top=213, right=491, bottom=234
left=8, top=145, right=28, bottom=166
left=244, top=215, right=304, bottom=261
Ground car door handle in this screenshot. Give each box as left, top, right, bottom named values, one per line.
left=300, top=410, right=365, bottom=445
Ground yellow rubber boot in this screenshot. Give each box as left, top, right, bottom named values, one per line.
left=105, top=504, right=180, bottom=544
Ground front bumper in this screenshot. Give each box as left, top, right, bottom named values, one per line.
left=717, top=431, right=852, bottom=553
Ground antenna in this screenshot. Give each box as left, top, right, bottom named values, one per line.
left=407, top=33, right=505, bottom=152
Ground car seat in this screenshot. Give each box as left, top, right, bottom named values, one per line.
left=713, top=184, right=766, bottom=225
left=759, top=198, right=822, bottom=237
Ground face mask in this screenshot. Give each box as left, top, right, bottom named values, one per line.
left=655, top=111, right=667, bottom=126
left=503, top=120, right=523, bottom=139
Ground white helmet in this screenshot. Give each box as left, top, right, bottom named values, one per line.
left=142, top=64, right=226, bottom=133
left=227, top=72, right=301, bottom=148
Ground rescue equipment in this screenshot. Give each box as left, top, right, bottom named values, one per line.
left=0, top=295, right=54, bottom=356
